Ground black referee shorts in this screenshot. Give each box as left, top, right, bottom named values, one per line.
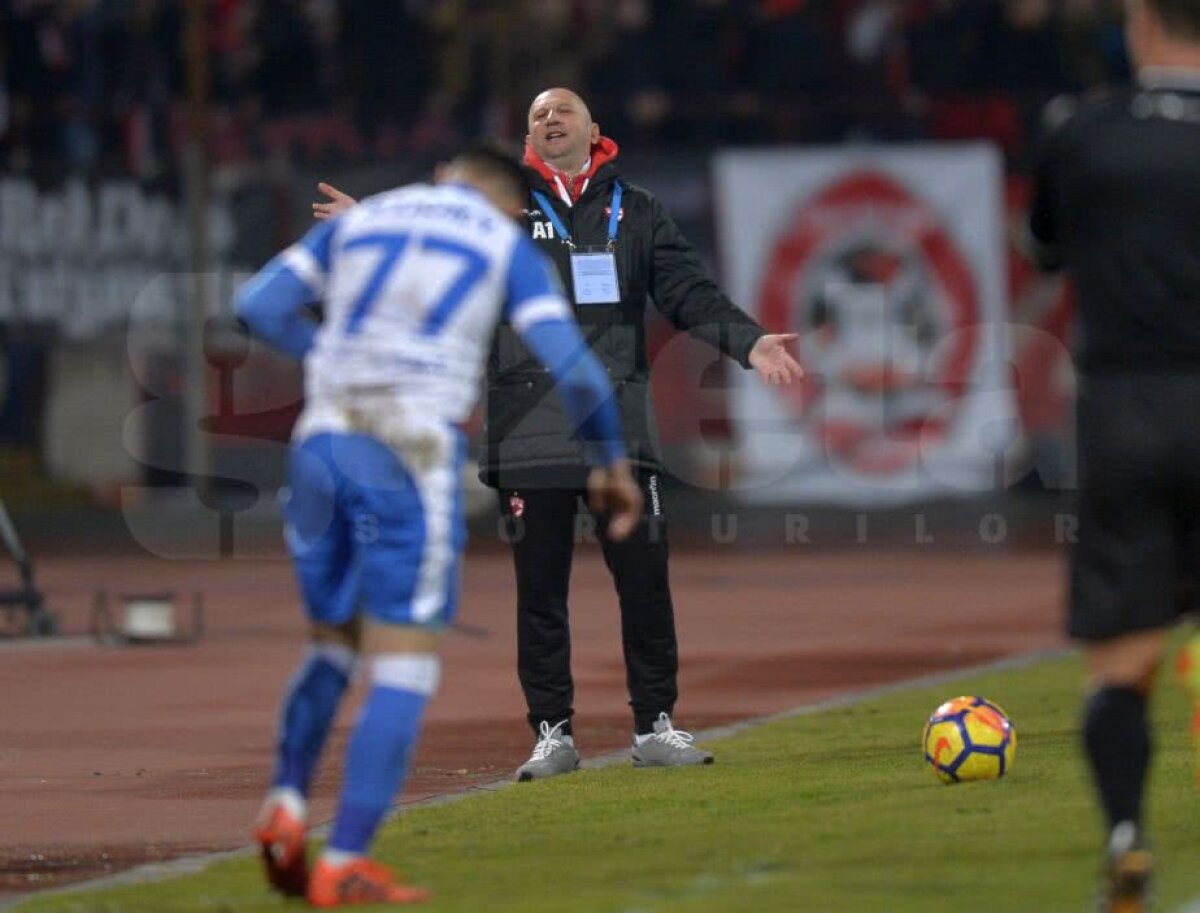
left=1070, top=373, right=1200, bottom=640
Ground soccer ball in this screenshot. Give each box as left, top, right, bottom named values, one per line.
left=922, top=695, right=1017, bottom=784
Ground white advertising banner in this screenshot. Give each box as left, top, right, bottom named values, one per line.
left=714, top=144, right=1014, bottom=505
left=0, top=176, right=239, bottom=340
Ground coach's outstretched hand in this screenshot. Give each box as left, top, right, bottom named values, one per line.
left=749, top=333, right=803, bottom=386
left=313, top=182, right=357, bottom=221
left=588, top=460, right=643, bottom=542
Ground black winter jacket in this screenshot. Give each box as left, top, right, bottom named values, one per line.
left=479, top=157, right=765, bottom=489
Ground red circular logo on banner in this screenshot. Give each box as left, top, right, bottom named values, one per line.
left=758, top=171, right=979, bottom=475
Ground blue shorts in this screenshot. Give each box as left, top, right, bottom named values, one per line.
left=282, top=429, right=466, bottom=628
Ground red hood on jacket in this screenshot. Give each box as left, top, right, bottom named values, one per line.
left=524, top=136, right=620, bottom=201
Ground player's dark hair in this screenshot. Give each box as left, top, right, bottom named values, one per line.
left=450, top=140, right=530, bottom=204
left=1148, top=0, right=1200, bottom=40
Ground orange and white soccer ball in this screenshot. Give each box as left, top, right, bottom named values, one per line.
left=922, top=695, right=1017, bottom=784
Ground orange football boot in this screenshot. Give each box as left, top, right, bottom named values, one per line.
left=307, top=857, right=431, bottom=908
left=253, top=803, right=309, bottom=896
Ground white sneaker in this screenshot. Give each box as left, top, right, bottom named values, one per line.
left=632, top=713, right=715, bottom=768
left=515, top=720, right=581, bottom=782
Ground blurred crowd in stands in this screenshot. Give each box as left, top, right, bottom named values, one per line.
left=0, top=0, right=1130, bottom=178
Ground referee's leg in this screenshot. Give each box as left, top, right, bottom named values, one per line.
left=501, top=488, right=581, bottom=735
left=1072, top=374, right=1176, bottom=879
left=596, top=471, right=679, bottom=736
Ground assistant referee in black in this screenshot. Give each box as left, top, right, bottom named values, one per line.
left=1029, top=1, right=1200, bottom=908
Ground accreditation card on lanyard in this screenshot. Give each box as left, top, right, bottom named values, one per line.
left=532, top=183, right=623, bottom=305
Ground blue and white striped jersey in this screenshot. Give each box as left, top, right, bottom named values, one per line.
left=287, top=183, right=566, bottom=419
left=236, top=181, right=624, bottom=466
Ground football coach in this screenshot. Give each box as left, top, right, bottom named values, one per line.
left=313, top=87, right=801, bottom=780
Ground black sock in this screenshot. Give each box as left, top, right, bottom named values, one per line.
left=634, top=711, right=665, bottom=736
left=1083, top=686, right=1151, bottom=832
left=529, top=715, right=572, bottom=738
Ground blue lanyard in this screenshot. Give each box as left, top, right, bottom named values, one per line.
left=532, top=181, right=623, bottom=251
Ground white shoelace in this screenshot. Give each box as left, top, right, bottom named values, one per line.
left=530, top=720, right=568, bottom=761
left=651, top=713, right=695, bottom=750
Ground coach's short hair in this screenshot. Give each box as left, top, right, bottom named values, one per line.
left=1148, top=0, right=1200, bottom=40
left=450, top=140, right=530, bottom=204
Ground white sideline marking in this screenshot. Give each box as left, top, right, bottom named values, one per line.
left=1178, top=897, right=1200, bottom=913
left=0, top=647, right=1070, bottom=910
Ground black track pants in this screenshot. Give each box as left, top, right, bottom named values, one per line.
left=499, top=473, right=678, bottom=736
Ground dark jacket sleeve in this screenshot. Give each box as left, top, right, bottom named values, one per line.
left=648, top=193, right=765, bottom=368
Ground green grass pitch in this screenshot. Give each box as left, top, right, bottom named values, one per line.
left=13, top=647, right=1200, bottom=912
